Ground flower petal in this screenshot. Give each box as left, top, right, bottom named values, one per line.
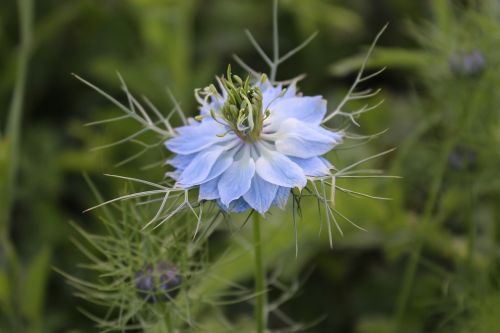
left=230, top=198, right=251, bottom=213
left=166, top=153, right=196, bottom=170
left=255, top=145, right=307, bottom=189
left=274, top=118, right=342, bottom=158
left=218, top=147, right=256, bottom=206
left=289, top=156, right=332, bottom=176
left=203, top=149, right=237, bottom=183
left=261, top=83, right=284, bottom=109
left=199, top=177, right=220, bottom=200
left=165, top=120, right=231, bottom=154
left=178, top=146, right=231, bottom=187
left=273, top=186, right=290, bottom=209
left=217, top=197, right=250, bottom=213
left=267, top=96, right=326, bottom=126
left=282, top=81, right=297, bottom=98
left=243, top=175, right=278, bottom=214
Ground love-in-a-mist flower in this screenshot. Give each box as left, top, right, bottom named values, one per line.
left=165, top=68, right=343, bottom=214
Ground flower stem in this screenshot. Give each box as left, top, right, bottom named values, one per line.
left=253, top=212, right=266, bottom=333
left=270, top=0, right=279, bottom=82
left=466, top=172, right=476, bottom=269
left=0, top=0, right=33, bottom=235
left=165, top=309, right=173, bottom=333
left=0, top=1, right=32, bottom=331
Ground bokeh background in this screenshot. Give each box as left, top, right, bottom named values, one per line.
left=1, top=0, right=500, bottom=332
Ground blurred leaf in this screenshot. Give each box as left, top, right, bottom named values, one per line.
left=430, top=0, right=452, bottom=32
left=148, top=321, right=168, bottom=333
left=0, top=138, right=11, bottom=231
left=456, top=291, right=500, bottom=333
left=329, top=47, right=430, bottom=77
left=124, top=0, right=197, bottom=102
left=0, top=270, right=10, bottom=311
left=1, top=0, right=32, bottom=232
left=284, top=0, right=363, bottom=34
left=32, top=0, right=86, bottom=51
left=0, top=235, right=21, bottom=325
left=20, top=247, right=51, bottom=323
left=357, top=315, right=393, bottom=333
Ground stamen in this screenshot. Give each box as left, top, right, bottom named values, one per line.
left=215, top=66, right=265, bottom=142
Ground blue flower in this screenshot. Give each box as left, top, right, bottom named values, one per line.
left=165, top=72, right=342, bottom=214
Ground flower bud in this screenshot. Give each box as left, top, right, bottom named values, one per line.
left=448, top=146, right=477, bottom=171
left=135, top=262, right=181, bottom=303
left=449, top=49, right=486, bottom=77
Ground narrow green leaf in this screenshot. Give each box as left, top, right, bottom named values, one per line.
left=20, top=247, right=51, bottom=322
left=0, top=270, right=10, bottom=310
left=431, top=0, right=451, bottom=31
left=0, top=139, right=11, bottom=234
left=329, top=48, right=430, bottom=77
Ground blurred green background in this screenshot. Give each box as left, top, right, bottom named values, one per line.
left=1, top=0, right=500, bottom=332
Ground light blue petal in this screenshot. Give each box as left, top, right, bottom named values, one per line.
left=217, top=197, right=250, bottom=213
left=230, top=198, right=250, bottom=213
left=199, top=176, right=220, bottom=200
left=282, top=82, right=297, bottom=98
left=166, top=153, right=196, bottom=170
left=267, top=96, right=326, bottom=125
left=218, top=147, right=256, bottom=206
left=165, top=120, right=231, bottom=154
left=260, top=83, right=284, bottom=109
left=273, top=186, right=290, bottom=209
left=289, top=156, right=331, bottom=176
left=207, top=148, right=239, bottom=182
left=319, top=157, right=334, bottom=170
left=177, top=146, right=229, bottom=186
left=255, top=145, right=307, bottom=189
left=243, top=174, right=278, bottom=214
left=275, top=118, right=342, bottom=158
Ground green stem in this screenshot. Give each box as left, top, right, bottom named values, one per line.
left=253, top=212, right=266, bottom=333
left=0, top=0, right=33, bottom=234
left=270, top=0, right=279, bottom=82
left=165, top=309, right=173, bottom=333
left=466, top=171, right=475, bottom=270
left=0, top=1, right=33, bottom=331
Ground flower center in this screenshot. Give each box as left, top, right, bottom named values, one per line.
left=216, top=67, right=266, bottom=142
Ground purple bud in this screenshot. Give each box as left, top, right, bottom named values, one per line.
left=449, top=49, right=486, bottom=76
left=135, top=262, right=181, bottom=303
left=448, top=146, right=477, bottom=171
left=135, top=265, right=156, bottom=303
left=158, top=262, right=182, bottom=301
